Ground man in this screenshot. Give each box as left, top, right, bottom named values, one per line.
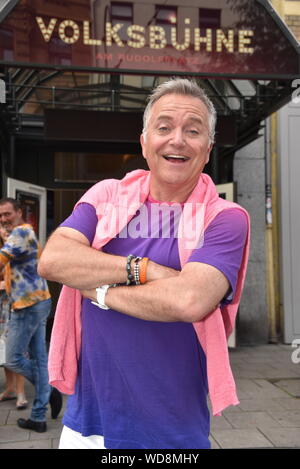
left=0, top=198, right=62, bottom=433
left=39, top=79, right=250, bottom=449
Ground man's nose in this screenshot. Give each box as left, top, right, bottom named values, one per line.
left=169, top=128, right=186, bottom=148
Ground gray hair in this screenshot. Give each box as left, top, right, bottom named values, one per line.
left=142, top=78, right=217, bottom=144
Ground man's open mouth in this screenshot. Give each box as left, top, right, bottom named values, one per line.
left=163, top=155, right=190, bottom=163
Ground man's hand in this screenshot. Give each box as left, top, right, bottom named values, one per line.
left=0, top=226, right=8, bottom=242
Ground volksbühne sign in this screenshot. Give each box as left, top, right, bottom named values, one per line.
left=0, top=0, right=299, bottom=78
left=35, top=17, right=254, bottom=54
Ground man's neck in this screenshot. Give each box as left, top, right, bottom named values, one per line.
left=9, top=219, right=25, bottom=232
left=149, top=180, right=197, bottom=204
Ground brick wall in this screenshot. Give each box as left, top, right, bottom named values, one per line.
left=285, top=14, right=300, bottom=40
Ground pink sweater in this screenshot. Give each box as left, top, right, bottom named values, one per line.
left=48, top=170, right=250, bottom=416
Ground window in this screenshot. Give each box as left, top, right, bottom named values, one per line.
left=49, top=36, right=72, bottom=66
left=0, top=29, right=13, bottom=61
left=155, top=5, right=177, bottom=44
left=199, top=8, right=221, bottom=29
left=155, top=5, right=177, bottom=25
left=110, top=2, right=133, bottom=41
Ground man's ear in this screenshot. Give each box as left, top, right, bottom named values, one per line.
left=140, top=133, right=147, bottom=160
left=17, top=208, right=23, bottom=222
left=205, top=143, right=213, bottom=164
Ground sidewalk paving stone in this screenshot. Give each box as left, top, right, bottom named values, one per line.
left=0, top=424, right=31, bottom=443
left=235, top=379, right=292, bottom=399
left=0, top=409, right=9, bottom=425
left=223, top=411, right=281, bottom=430
left=0, top=439, right=52, bottom=449
left=259, top=427, right=300, bottom=448
left=238, top=398, right=288, bottom=412
left=210, top=415, right=233, bottom=431
left=210, top=428, right=274, bottom=449
left=272, top=379, right=300, bottom=398
left=269, top=411, right=300, bottom=428
left=276, top=398, right=300, bottom=411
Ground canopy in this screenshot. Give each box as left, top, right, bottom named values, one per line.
left=0, top=0, right=299, bottom=154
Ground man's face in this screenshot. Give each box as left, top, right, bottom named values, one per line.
left=0, top=203, right=22, bottom=232
left=140, top=93, right=212, bottom=196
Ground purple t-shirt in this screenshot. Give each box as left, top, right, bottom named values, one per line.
left=60, top=200, right=247, bottom=449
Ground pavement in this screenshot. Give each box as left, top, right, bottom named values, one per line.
left=0, top=343, right=299, bottom=449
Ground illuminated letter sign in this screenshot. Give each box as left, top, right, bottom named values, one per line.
left=0, top=0, right=298, bottom=78
left=36, top=17, right=57, bottom=43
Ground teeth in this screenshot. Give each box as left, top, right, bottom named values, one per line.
left=164, top=155, right=189, bottom=161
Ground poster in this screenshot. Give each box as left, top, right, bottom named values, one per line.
left=16, top=190, right=40, bottom=238
left=15, top=191, right=40, bottom=238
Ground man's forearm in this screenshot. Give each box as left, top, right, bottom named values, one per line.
left=81, top=261, right=230, bottom=324
left=82, top=276, right=200, bottom=323
left=38, top=231, right=179, bottom=290
left=39, top=236, right=127, bottom=289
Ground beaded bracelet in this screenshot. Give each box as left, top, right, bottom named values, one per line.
left=133, top=257, right=142, bottom=285
left=126, top=254, right=135, bottom=285
left=126, top=255, right=149, bottom=286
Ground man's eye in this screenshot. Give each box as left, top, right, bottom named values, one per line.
left=188, top=129, right=200, bottom=135
left=158, top=126, right=169, bottom=132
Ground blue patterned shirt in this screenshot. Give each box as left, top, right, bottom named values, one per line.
left=0, top=224, right=50, bottom=310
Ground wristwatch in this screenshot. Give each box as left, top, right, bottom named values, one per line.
left=91, top=284, right=112, bottom=310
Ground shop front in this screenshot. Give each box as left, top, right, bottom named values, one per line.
left=0, top=0, right=299, bottom=344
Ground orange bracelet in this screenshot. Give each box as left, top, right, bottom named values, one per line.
left=139, top=257, right=149, bottom=284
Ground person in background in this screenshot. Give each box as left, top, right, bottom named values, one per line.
left=0, top=225, right=27, bottom=410
left=0, top=198, right=62, bottom=433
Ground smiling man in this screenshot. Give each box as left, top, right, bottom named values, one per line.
left=38, top=78, right=250, bottom=449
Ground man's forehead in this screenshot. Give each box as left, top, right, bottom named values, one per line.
left=155, top=114, right=203, bottom=124
left=0, top=203, right=16, bottom=213
left=150, top=94, right=208, bottom=120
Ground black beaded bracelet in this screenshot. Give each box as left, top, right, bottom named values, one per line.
left=126, top=254, right=135, bottom=285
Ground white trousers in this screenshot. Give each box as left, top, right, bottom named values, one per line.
left=59, top=425, right=106, bottom=449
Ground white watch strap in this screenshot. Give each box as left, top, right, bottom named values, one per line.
left=91, top=284, right=110, bottom=310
